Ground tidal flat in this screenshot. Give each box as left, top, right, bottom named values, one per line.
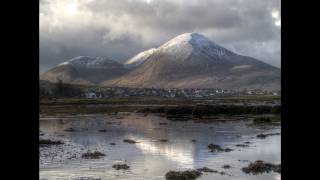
left=39, top=111, right=280, bottom=180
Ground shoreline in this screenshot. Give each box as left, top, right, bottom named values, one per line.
left=40, top=95, right=280, bottom=116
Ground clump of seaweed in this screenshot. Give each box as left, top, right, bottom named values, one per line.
left=208, top=144, right=233, bottom=152
left=123, top=139, right=137, bottom=144
left=81, top=151, right=106, bottom=159
left=39, top=139, right=64, bottom=146
left=242, top=160, right=281, bottom=174
left=112, top=163, right=130, bottom=170
left=165, top=170, right=202, bottom=180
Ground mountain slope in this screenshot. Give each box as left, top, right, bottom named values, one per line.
left=124, top=48, right=157, bottom=68
left=40, top=56, right=128, bottom=85
left=103, top=33, right=280, bottom=90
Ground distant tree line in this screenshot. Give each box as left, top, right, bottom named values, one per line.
left=40, top=79, right=83, bottom=98
left=53, top=80, right=83, bottom=97
left=39, top=86, right=50, bottom=97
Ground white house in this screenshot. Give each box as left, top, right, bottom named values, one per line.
left=85, top=92, right=97, bottom=99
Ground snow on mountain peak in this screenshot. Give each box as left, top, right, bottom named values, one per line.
left=157, top=32, right=231, bottom=61
left=125, top=48, right=157, bottom=67
left=159, top=32, right=220, bottom=49
left=161, top=33, right=193, bottom=48
left=189, top=33, right=231, bottom=57
left=124, top=32, right=235, bottom=66
left=58, top=56, right=117, bottom=70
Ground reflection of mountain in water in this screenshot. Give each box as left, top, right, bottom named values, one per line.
left=119, top=114, right=276, bottom=169
left=128, top=135, right=196, bottom=169
left=40, top=114, right=281, bottom=180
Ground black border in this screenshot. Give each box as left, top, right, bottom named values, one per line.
left=2, top=0, right=39, bottom=178
left=3, top=0, right=310, bottom=178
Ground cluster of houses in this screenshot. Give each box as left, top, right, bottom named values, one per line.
left=39, top=80, right=280, bottom=99
left=245, top=89, right=279, bottom=96
left=82, top=87, right=279, bottom=99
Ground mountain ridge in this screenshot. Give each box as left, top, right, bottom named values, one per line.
left=41, top=33, right=280, bottom=90
left=40, top=56, right=128, bottom=84
left=103, top=33, right=280, bottom=90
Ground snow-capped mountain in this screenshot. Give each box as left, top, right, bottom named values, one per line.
left=157, top=33, right=234, bottom=61
left=124, top=33, right=233, bottom=68
left=125, top=48, right=157, bottom=68
left=58, top=56, right=121, bottom=70
left=40, top=56, right=128, bottom=85
left=103, top=33, right=280, bottom=90
left=41, top=33, right=280, bottom=90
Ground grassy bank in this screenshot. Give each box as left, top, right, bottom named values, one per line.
left=40, top=95, right=280, bottom=116
left=40, top=95, right=280, bottom=105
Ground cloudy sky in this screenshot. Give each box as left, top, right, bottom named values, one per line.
left=40, top=0, right=281, bottom=73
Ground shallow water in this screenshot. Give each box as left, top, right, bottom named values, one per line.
left=39, top=113, right=281, bottom=180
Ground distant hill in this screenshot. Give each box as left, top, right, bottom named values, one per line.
left=41, top=33, right=280, bottom=91
left=40, top=56, right=128, bottom=85
left=103, top=33, right=280, bottom=90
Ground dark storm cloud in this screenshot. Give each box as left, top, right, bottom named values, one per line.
left=39, top=0, right=280, bottom=73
